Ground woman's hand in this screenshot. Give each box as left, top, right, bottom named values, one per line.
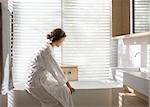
left=66, top=81, right=75, bottom=94
left=69, top=87, right=75, bottom=94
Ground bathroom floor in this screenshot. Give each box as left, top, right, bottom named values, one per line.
left=112, top=87, right=149, bottom=107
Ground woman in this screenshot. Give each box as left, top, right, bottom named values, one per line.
left=25, top=28, right=75, bottom=107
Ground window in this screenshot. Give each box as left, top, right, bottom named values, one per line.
left=133, top=0, right=150, bottom=32
left=63, top=0, right=112, bottom=80
left=13, top=0, right=62, bottom=84
left=13, top=0, right=117, bottom=85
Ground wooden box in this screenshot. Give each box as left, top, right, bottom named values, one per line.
left=61, top=65, right=78, bottom=81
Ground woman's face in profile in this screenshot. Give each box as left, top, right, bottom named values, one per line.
left=55, top=37, right=66, bottom=47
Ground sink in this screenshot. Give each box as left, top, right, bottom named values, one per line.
left=126, top=71, right=150, bottom=80
left=111, top=67, right=150, bottom=97
left=123, top=71, right=150, bottom=96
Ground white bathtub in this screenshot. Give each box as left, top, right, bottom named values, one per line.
left=8, top=81, right=122, bottom=107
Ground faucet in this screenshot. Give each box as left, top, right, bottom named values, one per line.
left=134, top=51, right=146, bottom=57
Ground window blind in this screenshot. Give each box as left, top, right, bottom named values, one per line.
left=13, top=0, right=117, bottom=85
left=63, top=0, right=112, bottom=81
left=13, top=0, right=61, bottom=85
left=134, top=0, right=150, bottom=32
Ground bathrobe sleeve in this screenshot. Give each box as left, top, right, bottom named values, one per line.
left=41, top=49, right=68, bottom=86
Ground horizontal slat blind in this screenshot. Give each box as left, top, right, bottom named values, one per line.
left=13, top=0, right=61, bottom=84
left=110, top=40, right=118, bottom=67
left=134, top=0, right=150, bottom=32
left=8, top=0, right=13, bottom=13
left=63, top=0, right=112, bottom=81
left=13, top=0, right=117, bottom=84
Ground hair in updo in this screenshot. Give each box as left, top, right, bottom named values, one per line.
left=47, top=28, right=66, bottom=42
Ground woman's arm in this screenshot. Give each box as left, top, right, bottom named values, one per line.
left=41, top=48, right=75, bottom=93
left=66, top=81, right=72, bottom=88
left=42, top=49, right=68, bottom=86
left=66, top=81, right=75, bottom=94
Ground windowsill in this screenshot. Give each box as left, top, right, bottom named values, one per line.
left=13, top=80, right=123, bottom=91
left=112, top=32, right=150, bottom=39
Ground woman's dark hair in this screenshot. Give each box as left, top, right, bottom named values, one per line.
left=47, top=28, right=66, bottom=42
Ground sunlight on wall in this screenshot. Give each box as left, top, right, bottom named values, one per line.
left=118, top=92, right=136, bottom=107
left=115, top=69, right=124, bottom=82
left=118, top=39, right=128, bottom=67
left=8, top=90, right=15, bottom=107
left=129, top=45, right=141, bottom=67
left=146, top=44, right=150, bottom=70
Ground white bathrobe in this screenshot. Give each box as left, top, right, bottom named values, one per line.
left=25, top=43, right=74, bottom=107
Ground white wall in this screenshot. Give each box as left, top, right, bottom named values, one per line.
left=2, top=0, right=11, bottom=93
left=117, top=35, right=150, bottom=107
left=118, top=36, right=150, bottom=70
left=0, top=0, right=10, bottom=107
